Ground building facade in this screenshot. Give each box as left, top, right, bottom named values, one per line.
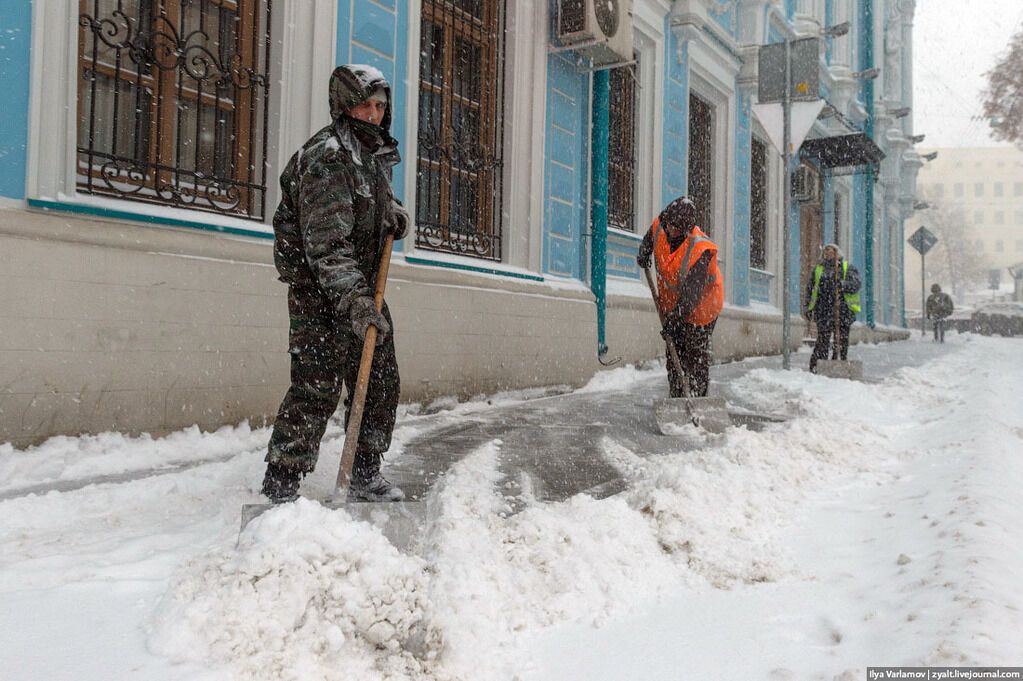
left=905, top=146, right=1023, bottom=302
left=0, top=0, right=914, bottom=446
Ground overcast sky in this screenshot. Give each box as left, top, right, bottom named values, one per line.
left=913, top=0, right=1023, bottom=148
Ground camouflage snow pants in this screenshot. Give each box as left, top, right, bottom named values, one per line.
left=266, top=286, right=400, bottom=476
left=664, top=319, right=716, bottom=398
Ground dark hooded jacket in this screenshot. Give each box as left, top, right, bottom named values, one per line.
left=926, top=286, right=954, bottom=320
left=272, top=65, right=401, bottom=317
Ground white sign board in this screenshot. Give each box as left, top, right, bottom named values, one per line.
left=752, top=100, right=826, bottom=155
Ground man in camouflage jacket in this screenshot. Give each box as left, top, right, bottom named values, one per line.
left=262, top=65, right=409, bottom=503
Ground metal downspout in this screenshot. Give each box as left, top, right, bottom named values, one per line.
left=863, top=0, right=876, bottom=328
left=590, top=68, right=616, bottom=364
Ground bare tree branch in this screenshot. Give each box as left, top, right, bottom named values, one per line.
left=982, top=28, right=1023, bottom=147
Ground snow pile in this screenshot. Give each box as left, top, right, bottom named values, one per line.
left=0, top=422, right=268, bottom=495
left=576, top=360, right=662, bottom=394
left=617, top=368, right=900, bottom=587
left=150, top=500, right=433, bottom=681
left=137, top=336, right=1021, bottom=680
left=421, top=442, right=680, bottom=679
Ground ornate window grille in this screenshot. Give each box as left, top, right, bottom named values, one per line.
left=607, top=60, right=637, bottom=232
left=77, top=0, right=272, bottom=221
left=415, top=0, right=507, bottom=261
left=750, top=136, right=767, bottom=269
left=688, top=93, right=714, bottom=235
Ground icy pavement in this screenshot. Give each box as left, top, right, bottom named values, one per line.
left=1, top=333, right=1020, bottom=680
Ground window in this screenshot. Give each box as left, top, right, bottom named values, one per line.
left=976, top=239, right=985, bottom=251
left=994, top=182, right=1004, bottom=197
left=1016, top=210, right=1023, bottom=225
left=415, top=0, right=507, bottom=260
left=974, top=211, right=984, bottom=225
left=1016, top=240, right=1023, bottom=252
left=607, top=60, right=637, bottom=232
left=994, top=211, right=1005, bottom=225
left=995, top=240, right=1005, bottom=253
left=750, top=137, right=768, bottom=269
left=954, top=183, right=964, bottom=198
left=931, top=183, right=944, bottom=198
left=974, top=183, right=984, bottom=197
left=688, top=93, right=714, bottom=234
left=78, top=0, right=272, bottom=220
left=1015, top=182, right=1023, bottom=197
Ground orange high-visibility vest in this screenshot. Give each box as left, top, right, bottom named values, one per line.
left=651, top=218, right=724, bottom=326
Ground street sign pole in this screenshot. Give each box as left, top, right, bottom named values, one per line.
left=781, top=37, right=792, bottom=370
left=920, top=251, right=926, bottom=336
left=907, top=226, right=938, bottom=336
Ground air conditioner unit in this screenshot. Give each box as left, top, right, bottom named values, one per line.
left=555, top=0, right=633, bottom=67
left=791, top=165, right=820, bottom=203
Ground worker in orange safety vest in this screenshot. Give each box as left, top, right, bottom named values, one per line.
left=637, top=196, right=724, bottom=398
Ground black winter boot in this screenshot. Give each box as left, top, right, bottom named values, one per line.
left=349, top=450, right=405, bottom=502
left=349, top=471, right=405, bottom=501
left=261, top=461, right=302, bottom=504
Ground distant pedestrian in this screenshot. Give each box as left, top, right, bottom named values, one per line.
left=262, top=65, right=409, bottom=504
left=926, top=284, right=954, bottom=343
left=805, top=244, right=861, bottom=374
left=637, top=196, right=724, bottom=397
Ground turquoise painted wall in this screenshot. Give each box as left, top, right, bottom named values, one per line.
left=543, top=53, right=590, bottom=279
left=787, top=159, right=802, bottom=314
left=661, top=23, right=688, bottom=205
left=606, top=232, right=641, bottom=279
left=750, top=270, right=772, bottom=303
left=850, top=173, right=867, bottom=321
left=822, top=174, right=835, bottom=244
left=732, top=89, right=752, bottom=306
left=0, top=0, right=31, bottom=199
left=337, top=0, right=409, bottom=203
left=708, top=3, right=738, bottom=38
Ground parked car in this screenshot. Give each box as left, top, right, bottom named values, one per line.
left=971, top=302, right=1023, bottom=337
left=947, top=306, right=974, bottom=334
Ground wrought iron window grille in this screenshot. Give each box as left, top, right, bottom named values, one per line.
left=607, top=59, right=637, bottom=232
left=77, top=0, right=272, bottom=221
left=414, top=0, right=507, bottom=261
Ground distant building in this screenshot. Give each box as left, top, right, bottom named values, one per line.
left=905, top=146, right=1023, bottom=302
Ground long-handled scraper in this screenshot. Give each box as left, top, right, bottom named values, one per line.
left=642, top=267, right=732, bottom=434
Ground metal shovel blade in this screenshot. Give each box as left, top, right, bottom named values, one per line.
left=654, top=396, right=732, bottom=434
left=816, top=360, right=864, bottom=381
left=240, top=500, right=426, bottom=553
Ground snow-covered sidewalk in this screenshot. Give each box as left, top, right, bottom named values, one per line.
left=1, top=334, right=1020, bottom=680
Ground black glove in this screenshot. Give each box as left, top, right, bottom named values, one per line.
left=636, top=238, right=653, bottom=269
left=387, top=199, right=410, bottom=240
left=349, top=296, right=390, bottom=345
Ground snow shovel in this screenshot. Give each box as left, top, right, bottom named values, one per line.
left=241, top=233, right=425, bottom=551
left=642, top=267, right=731, bottom=434
left=816, top=258, right=864, bottom=381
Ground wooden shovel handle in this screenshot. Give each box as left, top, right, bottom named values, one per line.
left=834, top=260, right=842, bottom=360
left=643, top=267, right=691, bottom=399
left=335, top=233, right=395, bottom=494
